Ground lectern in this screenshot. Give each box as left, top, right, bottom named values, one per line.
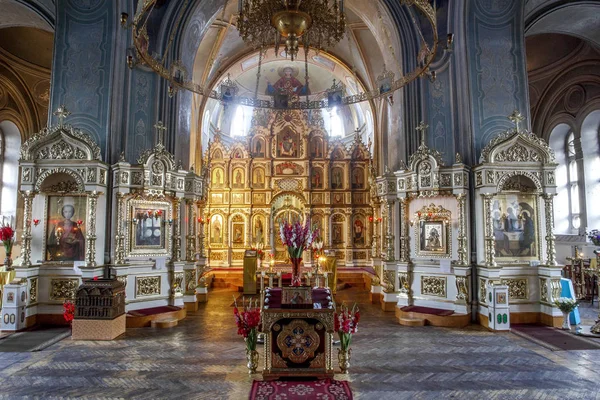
left=243, top=250, right=258, bottom=295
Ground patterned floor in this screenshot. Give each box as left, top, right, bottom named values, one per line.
left=1, top=288, right=600, bottom=399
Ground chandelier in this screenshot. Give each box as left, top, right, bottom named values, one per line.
left=123, top=0, right=444, bottom=110
left=237, top=0, right=346, bottom=61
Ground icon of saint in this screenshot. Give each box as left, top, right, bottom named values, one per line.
left=266, top=66, right=309, bottom=96
left=279, top=132, right=296, bottom=157
left=47, top=204, right=85, bottom=261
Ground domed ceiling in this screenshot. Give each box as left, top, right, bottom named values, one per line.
left=192, top=0, right=396, bottom=98
left=214, top=48, right=366, bottom=101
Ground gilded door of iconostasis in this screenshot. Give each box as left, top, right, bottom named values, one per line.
left=272, top=196, right=305, bottom=262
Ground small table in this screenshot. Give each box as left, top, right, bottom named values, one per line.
left=261, top=287, right=335, bottom=380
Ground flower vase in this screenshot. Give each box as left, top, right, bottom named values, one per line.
left=3, top=251, right=12, bottom=270
left=245, top=348, right=259, bottom=374
left=290, top=257, right=302, bottom=287
left=338, top=347, right=351, bottom=373
left=562, top=311, right=571, bottom=330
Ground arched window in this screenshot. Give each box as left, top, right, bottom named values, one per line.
left=0, top=121, right=21, bottom=221
left=230, top=106, right=251, bottom=137
left=365, top=109, right=374, bottom=146
left=202, top=109, right=211, bottom=152
left=329, top=107, right=344, bottom=137
left=566, top=132, right=581, bottom=230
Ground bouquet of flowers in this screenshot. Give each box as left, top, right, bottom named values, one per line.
left=334, top=303, right=360, bottom=351
left=233, top=297, right=261, bottom=351
left=0, top=223, right=15, bottom=262
left=63, top=301, right=75, bottom=324
left=588, top=229, right=600, bottom=246
left=279, top=219, right=319, bottom=259
left=279, top=220, right=319, bottom=286
left=554, top=297, right=578, bottom=313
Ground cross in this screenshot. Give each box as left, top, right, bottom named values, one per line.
left=354, top=127, right=361, bottom=142
left=416, top=121, right=429, bottom=147
left=53, top=105, right=71, bottom=127
left=154, top=121, right=167, bottom=147
left=508, top=110, right=525, bottom=133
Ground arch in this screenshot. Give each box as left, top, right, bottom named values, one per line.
left=496, top=171, right=543, bottom=194
left=35, top=168, right=85, bottom=193
left=0, top=1, right=54, bottom=31
left=270, top=192, right=307, bottom=208
left=581, top=110, right=600, bottom=230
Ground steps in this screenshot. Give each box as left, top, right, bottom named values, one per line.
left=151, top=318, right=178, bottom=328
left=399, top=317, right=426, bottom=327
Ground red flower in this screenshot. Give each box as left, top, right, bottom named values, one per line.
left=93, top=276, right=98, bottom=281
left=63, top=301, right=75, bottom=323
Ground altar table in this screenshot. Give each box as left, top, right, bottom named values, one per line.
left=261, top=287, right=335, bottom=380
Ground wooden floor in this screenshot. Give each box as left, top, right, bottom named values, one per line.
left=0, top=287, right=599, bottom=399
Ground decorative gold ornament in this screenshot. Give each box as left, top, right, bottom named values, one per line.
left=237, top=0, right=345, bottom=61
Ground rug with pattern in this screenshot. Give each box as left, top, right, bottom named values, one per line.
left=250, top=379, right=352, bottom=400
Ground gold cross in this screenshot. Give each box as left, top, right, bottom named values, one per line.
left=53, top=105, right=71, bottom=127
left=508, top=110, right=525, bottom=133
left=154, top=121, right=167, bottom=146
left=416, top=121, right=429, bottom=147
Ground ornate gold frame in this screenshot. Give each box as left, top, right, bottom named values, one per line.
left=414, top=204, right=452, bottom=259
left=126, top=199, right=172, bottom=258
left=42, top=193, right=89, bottom=265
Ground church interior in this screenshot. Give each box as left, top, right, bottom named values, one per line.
left=1, top=0, right=600, bottom=398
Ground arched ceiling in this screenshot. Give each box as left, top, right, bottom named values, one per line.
left=526, top=33, right=583, bottom=73
left=525, top=2, right=600, bottom=48
left=192, top=0, right=395, bottom=95
left=0, top=0, right=54, bottom=32
left=0, top=27, right=53, bottom=68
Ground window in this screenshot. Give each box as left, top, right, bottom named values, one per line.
left=0, top=121, right=21, bottom=219
left=566, top=132, right=581, bottom=230
left=230, top=106, right=251, bottom=137
left=365, top=109, right=374, bottom=146
left=329, top=107, right=344, bottom=137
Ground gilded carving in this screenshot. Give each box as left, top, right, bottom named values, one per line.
left=35, top=168, right=85, bottom=192
left=540, top=278, right=548, bottom=303
left=132, top=172, right=143, bottom=185
left=476, top=171, right=482, bottom=186
left=116, top=275, right=128, bottom=290
left=398, top=272, right=409, bottom=294
left=383, top=270, right=395, bottom=293
left=50, top=278, right=79, bottom=301
left=277, top=319, right=320, bottom=364
left=21, top=121, right=101, bottom=161
left=29, top=278, right=38, bottom=304
left=136, top=276, right=161, bottom=297
left=185, top=269, right=197, bottom=292
left=309, top=353, right=325, bottom=369
left=172, top=272, right=184, bottom=295
left=455, top=276, right=468, bottom=301
left=421, top=276, right=446, bottom=297
left=480, top=129, right=555, bottom=164
left=44, top=181, right=80, bottom=193
left=501, top=278, right=528, bottom=300
left=550, top=279, right=561, bottom=301
left=479, top=278, right=487, bottom=304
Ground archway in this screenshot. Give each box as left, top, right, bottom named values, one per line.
left=271, top=193, right=306, bottom=263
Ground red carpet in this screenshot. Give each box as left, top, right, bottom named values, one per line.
left=126, top=306, right=181, bottom=317
left=401, top=305, right=454, bottom=316
left=250, top=379, right=352, bottom=400
left=511, top=324, right=600, bottom=350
